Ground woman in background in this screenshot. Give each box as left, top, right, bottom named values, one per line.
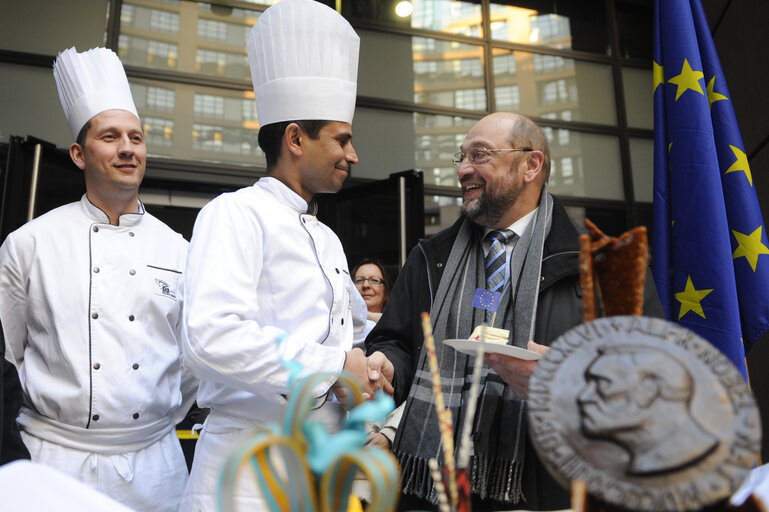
left=351, top=259, right=392, bottom=322
left=351, top=258, right=401, bottom=460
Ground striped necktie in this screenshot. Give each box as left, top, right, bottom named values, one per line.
left=484, top=229, right=516, bottom=292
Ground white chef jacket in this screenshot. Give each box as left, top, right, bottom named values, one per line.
left=180, top=177, right=371, bottom=511
left=0, top=194, right=196, bottom=450
left=182, top=177, right=371, bottom=427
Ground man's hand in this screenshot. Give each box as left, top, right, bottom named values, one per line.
left=338, top=348, right=394, bottom=403
left=366, top=432, right=392, bottom=450
left=484, top=340, right=548, bottom=399
left=340, top=347, right=373, bottom=401
left=366, top=351, right=394, bottom=397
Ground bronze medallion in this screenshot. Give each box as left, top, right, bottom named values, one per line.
left=528, top=316, right=761, bottom=512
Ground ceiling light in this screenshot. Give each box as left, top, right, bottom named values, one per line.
left=395, top=1, right=414, bottom=17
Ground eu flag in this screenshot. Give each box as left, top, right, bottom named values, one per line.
left=473, top=288, right=501, bottom=313
left=653, top=0, right=769, bottom=379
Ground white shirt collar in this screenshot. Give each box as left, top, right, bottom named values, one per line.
left=79, top=194, right=144, bottom=226
left=483, top=206, right=539, bottom=240
left=257, top=176, right=309, bottom=214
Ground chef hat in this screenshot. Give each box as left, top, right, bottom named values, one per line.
left=247, top=0, right=360, bottom=127
left=53, top=47, right=139, bottom=140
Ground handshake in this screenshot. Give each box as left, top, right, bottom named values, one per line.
left=336, top=347, right=394, bottom=402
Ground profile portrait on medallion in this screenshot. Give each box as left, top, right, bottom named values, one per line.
left=527, top=316, right=761, bottom=512
left=577, top=344, right=718, bottom=475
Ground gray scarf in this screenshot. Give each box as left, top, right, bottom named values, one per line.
left=392, top=189, right=554, bottom=505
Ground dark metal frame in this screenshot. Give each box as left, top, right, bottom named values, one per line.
left=0, top=0, right=656, bottom=235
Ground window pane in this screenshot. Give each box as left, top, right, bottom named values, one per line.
left=413, top=113, right=477, bottom=188
left=545, top=129, right=623, bottom=200
left=425, top=195, right=463, bottom=236
left=629, top=137, right=653, bottom=202
left=623, top=66, right=653, bottom=129
left=358, top=29, right=415, bottom=103
left=352, top=107, right=416, bottom=180
left=142, top=116, right=175, bottom=148
left=615, top=1, right=653, bottom=61
left=347, top=1, right=483, bottom=38
left=359, top=31, right=486, bottom=110
left=489, top=1, right=609, bottom=55
left=119, top=1, right=259, bottom=81
left=494, top=50, right=616, bottom=125
left=414, top=37, right=486, bottom=110
left=131, top=82, right=177, bottom=149
left=129, top=78, right=263, bottom=166
left=132, top=83, right=176, bottom=113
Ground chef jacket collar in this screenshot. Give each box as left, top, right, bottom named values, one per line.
left=79, top=193, right=145, bottom=227
left=258, top=176, right=312, bottom=214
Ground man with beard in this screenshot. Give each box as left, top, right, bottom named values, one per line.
left=366, top=112, right=662, bottom=510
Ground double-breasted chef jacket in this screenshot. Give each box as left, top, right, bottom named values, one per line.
left=0, top=194, right=196, bottom=510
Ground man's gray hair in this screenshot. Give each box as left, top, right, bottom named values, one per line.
left=507, top=115, right=551, bottom=182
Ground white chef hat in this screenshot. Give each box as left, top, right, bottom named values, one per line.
left=53, top=47, right=139, bottom=140
left=247, top=0, right=360, bottom=127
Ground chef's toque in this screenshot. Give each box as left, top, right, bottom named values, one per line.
left=53, top=47, right=139, bottom=139
left=247, top=0, right=360, bottom=126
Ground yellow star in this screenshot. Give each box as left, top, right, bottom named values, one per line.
left=732, top=226, right=769, bottom=271
left=668, top=141, right=672, bottom=171
left=675, top=275, right=713, bottom=320
left=725, top=145, right=753, bottom=186
left=654, top=61, right=664, bottom=93
left=668, top=58, right=704, bottom=101
left=706, top=75, right=728, bottom=109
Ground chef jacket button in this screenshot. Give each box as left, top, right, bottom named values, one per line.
left=132, top=363, right=139, bottom=370
left=91, top=313, right=98, bottom=319
left=93, top=267, right=100, bottom=273
left=335, top=268, right=340, bottom=274
left=129, top=269, right=136, bottom=275
left=128, top=232, right=135, bottom=237
left=92, top=226, right=99, bottom=233
left=341, top=318, right=345, bottom=325
left=129, top=315, right=135, bottom=321
left=93, top=363, right=100, bottom=370
left=133, top=413, right=140, bottom=420
left=92, top=415, right=99, bottom=421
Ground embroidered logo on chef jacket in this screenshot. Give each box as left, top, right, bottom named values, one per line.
left=148, top=265, right=181, bottom=300
left=154, top=278, right=177, bottom=299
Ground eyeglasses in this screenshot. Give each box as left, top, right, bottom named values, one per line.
left=452, top=147, right=533, bottom=167
left=354, top=277, right=384, bottom=286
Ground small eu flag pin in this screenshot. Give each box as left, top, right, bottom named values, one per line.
left=473, top=288, right=501, bottom=312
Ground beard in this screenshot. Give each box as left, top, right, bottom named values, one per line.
left=463, top=182, right=520, bottom=227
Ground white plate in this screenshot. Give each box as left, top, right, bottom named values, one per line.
left=444, top=338, right=542, bottom=360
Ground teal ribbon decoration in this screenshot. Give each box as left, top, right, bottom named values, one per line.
left=217, top=336, right=401, bottom=512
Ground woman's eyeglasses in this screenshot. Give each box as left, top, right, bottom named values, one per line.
left=354, top=277, right=384, bottom=286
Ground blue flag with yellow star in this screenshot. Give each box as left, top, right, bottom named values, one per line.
left=653, top=0, right=769, bottom=380
left=473, top=288, right=502, bottom=313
